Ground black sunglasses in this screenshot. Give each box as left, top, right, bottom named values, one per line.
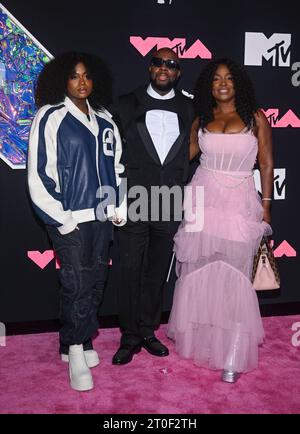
left=150, top=57, right=180, bottom=70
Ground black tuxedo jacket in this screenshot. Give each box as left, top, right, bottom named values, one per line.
left=116, top=86, right=194, bottom=194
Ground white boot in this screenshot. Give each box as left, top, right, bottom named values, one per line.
left=68, top=344, right=94, bottom=391
left=61, top=350, right=100, bottom=368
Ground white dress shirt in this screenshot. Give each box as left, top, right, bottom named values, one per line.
left=145, top=84, right=180, bottom=164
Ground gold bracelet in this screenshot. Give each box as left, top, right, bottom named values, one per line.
left=262, top=198, right=272, bottom=201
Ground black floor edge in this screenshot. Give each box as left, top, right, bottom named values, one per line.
left=3, top=302, right=300, bottom=336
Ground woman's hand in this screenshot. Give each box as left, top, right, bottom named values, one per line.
left=256, top=110, right=274, bottom=225
left=263, top=207, right=271, bottom=224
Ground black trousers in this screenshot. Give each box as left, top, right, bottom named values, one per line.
left=118, top=219, right=180, bottom=345
left=47, top=221, right=112, bottom=353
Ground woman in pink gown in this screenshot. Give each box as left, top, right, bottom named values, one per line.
left=167, top=58, right=274, bottom=382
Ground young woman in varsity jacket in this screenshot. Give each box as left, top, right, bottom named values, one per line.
left=27, top=52, right=126, bottom=391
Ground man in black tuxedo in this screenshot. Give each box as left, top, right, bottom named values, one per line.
left=112, top=48, right=194, bottom=365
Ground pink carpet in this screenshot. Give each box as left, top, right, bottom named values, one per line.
left=0, top=315, right=300, bottom=414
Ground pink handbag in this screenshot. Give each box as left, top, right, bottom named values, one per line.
left=252, top=238, right=280, bottom=291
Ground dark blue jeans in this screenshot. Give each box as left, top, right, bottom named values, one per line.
left=47, top=220, right=112, bottom=354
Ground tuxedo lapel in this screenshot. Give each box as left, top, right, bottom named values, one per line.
left=162, top=93, right=194, bottom=166
left=163, top=116, right=185, bottom=166
left=133, top=87, right=192, bottom=167
left=136, top=114, right=161, bottom=166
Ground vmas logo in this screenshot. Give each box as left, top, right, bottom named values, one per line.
left=262, top=109, right=300, bottom=128
left=244, top=32, right=291, bottom=67
left=130, top=37, right=212, bottom=59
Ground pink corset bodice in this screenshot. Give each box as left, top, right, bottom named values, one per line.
left=198, top=128, right=258, bottom=173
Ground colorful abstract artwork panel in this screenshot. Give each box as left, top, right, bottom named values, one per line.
left=0, top=4, right=51, bottom=169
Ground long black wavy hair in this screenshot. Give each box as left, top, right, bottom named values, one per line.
left=35, top=51, right=112, bottom=111
left=194, top=58, right=258, bottom=130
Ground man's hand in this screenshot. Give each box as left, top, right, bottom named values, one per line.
left=112, top=214, right=125, bottom=226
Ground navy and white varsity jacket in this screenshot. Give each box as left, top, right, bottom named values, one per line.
left=27, top=96, right=126, bottom=234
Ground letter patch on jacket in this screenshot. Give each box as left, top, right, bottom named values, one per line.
left=103, top=128, right=114, bottom=157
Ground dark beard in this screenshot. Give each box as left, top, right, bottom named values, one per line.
left=150, top=77, right=176, bottom=93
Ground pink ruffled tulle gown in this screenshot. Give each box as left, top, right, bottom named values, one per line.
left=167, top=127, right=272, bottom=373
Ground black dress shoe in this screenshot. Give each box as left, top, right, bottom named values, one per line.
left=142, top=336, right=169, bottom=357
left=112, top=344, right=141, bottom=365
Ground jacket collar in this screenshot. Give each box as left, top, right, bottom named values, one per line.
left=146, top=84, right=175, bottom=100
left=133, top=85, right=190, bottom=127
left=64, top=96, right=99, bottom=136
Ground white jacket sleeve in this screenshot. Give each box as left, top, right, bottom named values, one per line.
left=27, top=106, right=78, bottom=234
left=112, top=119, right=127, bottom=226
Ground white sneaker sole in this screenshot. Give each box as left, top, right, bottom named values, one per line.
left=62, top=350, right=100, bottom=368
left=70, top=372, right=94, bottom=391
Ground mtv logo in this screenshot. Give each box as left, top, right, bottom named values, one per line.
left=244, top=32, right=291, bottom=67
left=254, top=168, right=286, bottom=200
